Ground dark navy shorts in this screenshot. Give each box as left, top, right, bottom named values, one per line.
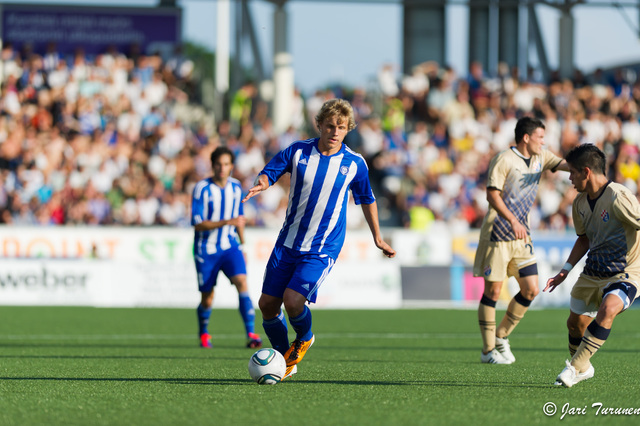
left=195, top=246, right=246, bottom=293
left=262, top=244, right=335, bottom=303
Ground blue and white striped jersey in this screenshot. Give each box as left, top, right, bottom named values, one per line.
left=191, top=177, right=244, bottom=256
left=259, top=138, right=375, bottom=259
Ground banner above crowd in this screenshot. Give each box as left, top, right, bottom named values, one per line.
left=0, top=3, right=181, bottom=57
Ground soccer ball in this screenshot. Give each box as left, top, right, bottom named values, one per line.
left=248, top=348, right=286, bottom=385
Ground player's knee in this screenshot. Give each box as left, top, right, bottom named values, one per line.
left=234, top=280, right=248, bottom=293
left=283, top=300, right=304, bottom=318
left=200, top=292, right=214, bottom=307
left=282, top=298, right=305, bottom=318
left=599, top=299, right=623, bottom=321
left=521, top=287, right=539, bottom=300
left=483, top=283, right=501, bottom=301
left=566, top=317, right=580, bottom=335
left=258, top=296, right=280, bottom=319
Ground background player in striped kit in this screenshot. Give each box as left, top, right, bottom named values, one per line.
left=473, top=117, right=569, bottom=364
left=191, top=146, right=262, bottom=349
left=545, top=144, right=640, bottom=387
left=242, top=98, right=396, bottom=379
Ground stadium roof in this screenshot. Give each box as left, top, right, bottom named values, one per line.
left=259, top=0, right=638, bottom=5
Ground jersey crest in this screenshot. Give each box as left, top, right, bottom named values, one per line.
left=533, top=160, right=541, bottom=173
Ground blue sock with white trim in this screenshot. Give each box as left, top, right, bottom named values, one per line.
left=262, top=310, right=289, bottom=355
left=238, top=292, right=255, bottom=335
left=197, top=304, right=212, bottom=336
left=289, top=305, right=313, bottom=341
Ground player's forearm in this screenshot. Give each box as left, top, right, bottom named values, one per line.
left=194, top=219, right=232, bottom=231
left=553, top=159, right=570, bottom=172
left=361, top=202, right=384, bottom=243
left=565, top=235, right=590, bottom=268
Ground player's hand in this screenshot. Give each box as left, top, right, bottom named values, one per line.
left=227, top=216, right=246, bottom=229
left=376, top=240, right=396, bottom=258
left=242, top=175, right=269, bottom=203
left=510, top=220, right=528, bottom=240
left=543, top=271, right=568, bottom=293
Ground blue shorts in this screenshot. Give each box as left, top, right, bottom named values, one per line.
left=262, top=244, right=335, bottom=303
left=194, top=246, right=246, bottom=293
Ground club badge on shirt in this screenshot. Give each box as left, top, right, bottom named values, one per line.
left=533, top=160, right=541, bottom=173
left=601, top=209, right=609, bottom=222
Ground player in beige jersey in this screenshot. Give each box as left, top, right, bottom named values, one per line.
left=545, top=144, right=640, bottom=387
left=474, top=117, right=568, bottom=364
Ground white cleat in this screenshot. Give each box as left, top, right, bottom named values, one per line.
left=481, top=348, right=512, bottom=364
left=556, top=360, right=594, bottom=387
left=495, top=336, right=516, bottom=364
left=282, top=364, right=297, bottom=381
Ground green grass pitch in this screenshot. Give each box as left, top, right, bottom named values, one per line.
left=1, top=306, right=639, bottom=425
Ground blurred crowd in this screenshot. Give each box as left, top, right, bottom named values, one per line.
left=1, top=41, right=639, bottom=234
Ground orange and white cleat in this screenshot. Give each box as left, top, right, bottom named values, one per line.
left=281, top=364, right=298, bottom=381
left=283, top=335, right=315, bottom=367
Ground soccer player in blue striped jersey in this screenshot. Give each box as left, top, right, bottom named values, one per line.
left=191, top=146, right=262, bottom=349
left=473, top=117, right=569, bottom=364
left=546, top=144, right=640, bottom=387
left=242, top=98, right=395, bottom=379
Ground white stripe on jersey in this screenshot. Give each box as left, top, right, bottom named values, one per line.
left=320, top=160, right=357, bottom=252
left=300, top=152, right=344, bottom=251
left=193, top=181, right=207, bottom=201
left=282, top=149, right=301, bottom=239
left=219, top=184, right=236, bottom=251
left=284, top=149, right=314, bottom=247
left=205, top=187, right=221, bottom=254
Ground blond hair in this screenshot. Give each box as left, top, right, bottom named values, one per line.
left=315, top=98, right=356, bottom=131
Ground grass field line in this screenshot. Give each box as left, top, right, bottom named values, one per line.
left=0, top=331, right=605, bottom=341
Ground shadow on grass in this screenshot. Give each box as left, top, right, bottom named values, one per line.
left=0, top=342, right=254, bottom=350
left=0, top=354, right=247, bottom=361
left=313, top=345, right=640, bottom=354
left=0, top=376, right=558, bottom=388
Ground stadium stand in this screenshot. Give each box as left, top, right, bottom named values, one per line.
left=0, top=43, right=634, bottom=231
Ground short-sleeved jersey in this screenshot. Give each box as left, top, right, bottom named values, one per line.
left=479, top=147, right=563, bottom=242
left=191, top=177, right=244, bottom=256
left=259, top=138, right=375, bottom=259
left=573, top=182, right=640, bottom=278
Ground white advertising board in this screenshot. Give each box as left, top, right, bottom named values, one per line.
left=0, top=226, right=401, bottom=308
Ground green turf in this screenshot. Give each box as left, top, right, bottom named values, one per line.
left=1, top=307, right=639, bottom=425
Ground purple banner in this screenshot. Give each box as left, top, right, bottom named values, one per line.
left=1, top=4, right=181, bottom=57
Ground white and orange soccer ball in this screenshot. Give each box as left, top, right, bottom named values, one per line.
left=248, top=348, right=286, bottom=384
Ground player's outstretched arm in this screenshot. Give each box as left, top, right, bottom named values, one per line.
left=543, top=235, right=590, bottom=293
left=361, top=202, right=396, bottom=258
left=554, top=159, right=570, bottom=172
left=242, top=174, right=270, bottom=203
left=544, top=271, right=568, bottom=293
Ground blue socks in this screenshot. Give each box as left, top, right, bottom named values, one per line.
left=197, top=304, right=212, bottom=335
left=262, top=311, right=289, bottom=355
left=238, top=292, right=256, bottom=335
left=200, top=293, right=257, bottom=338
left=290, top=305, right=313, bottom=341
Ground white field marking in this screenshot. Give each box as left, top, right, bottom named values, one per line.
left=0, top=332, right=599, bottom=341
